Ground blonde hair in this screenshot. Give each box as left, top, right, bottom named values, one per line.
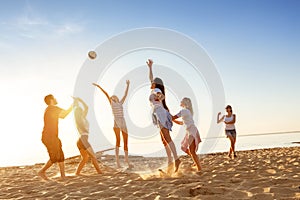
left=182, top=97, right=193, bottom=116
left=110, top=95, right=119, bottom=103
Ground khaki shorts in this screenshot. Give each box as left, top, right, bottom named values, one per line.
left=42, top=136, right=65, bottom=163
left=114, top=118, right=128, bottom=133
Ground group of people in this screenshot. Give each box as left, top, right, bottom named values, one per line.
left=38, top=59, right=237, bottom=180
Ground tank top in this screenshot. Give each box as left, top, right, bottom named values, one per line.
left=224, top=114, right=235, bottom=130
left=111, top=101, right=124, bottom=119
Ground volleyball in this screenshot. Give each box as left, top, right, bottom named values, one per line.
left=88, top=51, right=97, bottom=59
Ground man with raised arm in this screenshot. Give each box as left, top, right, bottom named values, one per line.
left=38, top=94, right=73, bottom=180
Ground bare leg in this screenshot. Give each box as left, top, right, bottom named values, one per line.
left=228, top=135, right=235, bottom=158
left=161, top=128, right=181, bottom=172
left=58, top=162, right=66, bottom=178
left=232, top=137, right=237, bottom=157
left=114, top=128, right=121, bottom=168
left=75, top=150, right=89, bottom=175
left=165, top=145, right=172, bottom=164
left=121, top=131, right=132, bottom=168
left=115, top=147, right=121, bottom=168
left=38, top=159, right=53, bottom=180
left=161, top=131, right=173, bottom=164
left=86, top=147, right=102, bottom=174
left=189, top=137, right=201, bottom=171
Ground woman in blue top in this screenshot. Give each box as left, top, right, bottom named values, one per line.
left=147, top=59, right=181, bottom=172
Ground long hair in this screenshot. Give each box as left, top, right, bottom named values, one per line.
left=155, top=84, right=169, bottom=111
left=182, top=97, right=193, bottom=116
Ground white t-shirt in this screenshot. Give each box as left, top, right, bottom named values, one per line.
left=176, top=108, right=194, bottom=129
left=74, top=106, right=89, bottom=135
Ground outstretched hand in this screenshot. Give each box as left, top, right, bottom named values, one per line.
left=71, top=96, right=78, bottom=101
left=92, top=83, right=100, bottom=87
left=72, top=96, right=83, bottom=103
left=218, top=112, right=222, bottom=116
left=146, top=59, right=153, bottom=68
left=126, top=80, right=130, bottom=85
left=173, top=120, right=183, bottom=125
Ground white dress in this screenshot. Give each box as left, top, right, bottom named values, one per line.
left=176, top=109, right=201, bottom=153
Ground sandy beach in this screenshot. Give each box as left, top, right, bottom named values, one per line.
left=1, top=146, right=299, bottom=200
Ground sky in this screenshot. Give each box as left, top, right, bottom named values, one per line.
left=0, top=0, right=299, bottom=167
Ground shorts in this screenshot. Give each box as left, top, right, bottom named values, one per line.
left=114, top=118, right=128, bottom=133
left=42, top=136, right=65, bottom=163
left=225, top=129, right=237, bottom=139
left=77, top=135, right=91, bottom=151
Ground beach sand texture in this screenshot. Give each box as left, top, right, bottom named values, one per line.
left=1, top=147, right=299, bottom=199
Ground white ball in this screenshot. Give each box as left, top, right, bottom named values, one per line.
left=88, top=51, right=97, bottom=59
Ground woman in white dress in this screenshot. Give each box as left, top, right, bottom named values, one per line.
left=172, top=97, right=202, bottom=171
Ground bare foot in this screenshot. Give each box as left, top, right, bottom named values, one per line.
left=197, top=166, right=202, bottom=171
left=38, top=170, right=49, bottom=181
left=127, top=164, right=134, bottom=169
left=174, top=159, right=181, bottom=172
left=195, top=171, right=203, bottom=176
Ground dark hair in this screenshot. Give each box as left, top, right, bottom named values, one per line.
left=155, top=84, right=169, bottom=111
left=226, top=105, right=232, bottom=112
left=44, top=94, right=54, bottom=105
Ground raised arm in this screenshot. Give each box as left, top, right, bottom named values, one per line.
left=217, top=112, right=225, bottom=124
left=59, top=104, right=73, bottom=119
left=120, top=80, right=130, bottom=104
left=93, top=83, right=111, bottom=104
left=77, top=98, right=88, bottom=117
left=146, top=59, right=154, bottom=83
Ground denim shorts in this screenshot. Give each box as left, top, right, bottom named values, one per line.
left=225, top=129, right=236, bottom=139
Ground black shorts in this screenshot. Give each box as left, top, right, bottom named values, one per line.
left=225, top=129, right=237, bottom=139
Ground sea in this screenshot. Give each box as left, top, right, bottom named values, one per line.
left=0, top=131, right=299, bottom=168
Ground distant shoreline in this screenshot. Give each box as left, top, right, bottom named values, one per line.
left=1, top=145, right=299, bottom=169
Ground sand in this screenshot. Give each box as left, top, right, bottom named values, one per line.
left=1, top=147, right=300, bottom=199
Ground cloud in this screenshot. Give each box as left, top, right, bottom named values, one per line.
left=55, top=23, right=83, bottom=36
left=2, top=3, right=84, bottom=41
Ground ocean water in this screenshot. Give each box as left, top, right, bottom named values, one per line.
left=0, top=131, right=299, bottom=168
left=127, top=131, right=300, bottom=157
left=201, top=131, right=300, bottom=154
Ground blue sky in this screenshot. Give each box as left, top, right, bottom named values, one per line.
left=0, top=0, right=299, bottom=166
